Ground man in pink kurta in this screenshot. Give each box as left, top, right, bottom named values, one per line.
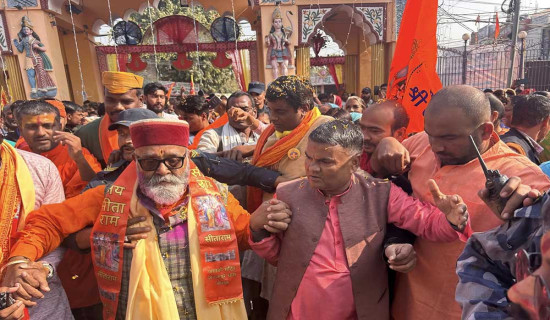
left=248, top=120, right=471, bottom=320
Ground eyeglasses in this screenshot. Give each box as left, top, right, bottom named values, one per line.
left=516, top=249, right=543, bottom=281
left=136, top=156, right=186, bottom=171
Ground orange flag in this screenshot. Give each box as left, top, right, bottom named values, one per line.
left=387, top=0, right=442, bottom=133
left=494, top=13, right=500, bottom=41
left=166, top=82, right=176, bottom=101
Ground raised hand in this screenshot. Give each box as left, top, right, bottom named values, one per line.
left=53, top=131, right=83, bottom=160
left=385, top=243, right=417, bottom=273
left=428, top=179, right=469, bottom=231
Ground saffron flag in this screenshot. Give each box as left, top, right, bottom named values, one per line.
left=494, top=13, right=500, bottom=41
left=190, top=74, right=196, bottom=95
left=166, top=82, right=176, bottom=101
left=0, top=88, right=8, bottom=108
left=387, top=0, right=442, bottom=133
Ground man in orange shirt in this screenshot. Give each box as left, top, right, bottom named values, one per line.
left=76, top=71, right=144, bottom=167
left=1, top=118, right=291, bottom=320
left=15, top=99, right=103, bottom=319
left=370, top=85, right=550, bottom=320
left=16, top=100, right=101, bottom=198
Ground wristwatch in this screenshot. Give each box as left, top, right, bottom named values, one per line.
left=41, top=262, right=54, bottom=280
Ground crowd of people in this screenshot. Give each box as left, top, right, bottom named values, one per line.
left=0, top=69, right=549, bottom=320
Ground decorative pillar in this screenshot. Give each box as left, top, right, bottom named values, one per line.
left=295, top=46, right=310, bottom=79
left=344, top=55, right=357, bottom=94
left=370, top=42, right=386, bottom=87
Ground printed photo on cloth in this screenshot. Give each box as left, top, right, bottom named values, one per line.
left=205, top=250, right=236, bottom=263
left=92, top=232, right=120, bottom=272
left=197, top=196, right=231, bottom=232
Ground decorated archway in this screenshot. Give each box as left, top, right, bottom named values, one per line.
left=95, top=14, right=258, bottom=92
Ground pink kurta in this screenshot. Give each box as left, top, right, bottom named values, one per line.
left=250, top=182, right=467, bottom=320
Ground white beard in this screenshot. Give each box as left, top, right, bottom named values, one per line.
left=137, top=163, right=189, bottom=206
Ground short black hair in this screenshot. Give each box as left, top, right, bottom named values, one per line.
left=392, top=104, right=410, bottom=132
left=227, top=91, right=254, bottom=110
left=62, top=101, right=85, bottom=115
left=511, top=94, right=550, bottom=128
left=143, top=82, right=167, bottom=96
left=318, top=93, right=331, bottom=102
left=483, top=88, right=494, bottom=93
left=324, top=108, right=351, bottom=121
left=15, top=100, right=61, bottom=125
left=492, top=89, right=509, bottom=105
left=309, top=119, right=363, bottom=155
left=177, top=95, right=209, bottom=115
left=380, top=83, right=387, bottom=89
left=266, top=75, right=314, bottom=111
left=8, top=100, right=25, bottom=116
left=486, top=93, right=505, bottom=121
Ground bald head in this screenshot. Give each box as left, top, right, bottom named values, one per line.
left=424, top=85, right=495, bottom=166
left=363, top=100, right=409, bottom=132
left=426, top=85, right=491, bottom=127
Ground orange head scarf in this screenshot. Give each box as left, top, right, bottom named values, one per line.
left=102, top=71, right=144, bottom=94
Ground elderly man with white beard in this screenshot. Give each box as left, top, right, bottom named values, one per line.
left=1, top=118, right=291, bottom=320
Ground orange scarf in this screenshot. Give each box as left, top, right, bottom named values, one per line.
left=0, top=142, right=35, bottom=264
left=247, top=108, right=320, bottom=211
left=189, top=114, right=228, bottom=150
left=91, top=161, right=243, bottom=319
left=98, top=116, right=118, bottom=163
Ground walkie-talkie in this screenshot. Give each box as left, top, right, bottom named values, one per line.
left=469, top=135, right=510, bottom=214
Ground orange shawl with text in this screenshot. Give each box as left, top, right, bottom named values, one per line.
left=247, top=108, right=320, bottom=212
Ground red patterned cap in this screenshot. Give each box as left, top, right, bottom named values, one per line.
left=130, top=118, right=189, bottom=148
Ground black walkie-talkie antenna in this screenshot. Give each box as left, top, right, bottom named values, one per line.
left=469, top=135, right=489, bottom=175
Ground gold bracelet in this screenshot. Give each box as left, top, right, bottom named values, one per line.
left=0, top=259, right=30, bottom=275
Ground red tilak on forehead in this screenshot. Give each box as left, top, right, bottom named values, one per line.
left=21, top=114, right=56, bottom=127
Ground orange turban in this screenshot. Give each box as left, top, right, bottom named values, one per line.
left=102, top=71, right=144, bottom=94
left=46, top=99, right=66, bottom=118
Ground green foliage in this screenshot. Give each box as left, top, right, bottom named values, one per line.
left=128, top=0, right=240, bottom=94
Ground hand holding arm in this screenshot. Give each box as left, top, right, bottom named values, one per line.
left=370, top=137, right=410, bottom=177
left=385, top=244, right=417, bottom=273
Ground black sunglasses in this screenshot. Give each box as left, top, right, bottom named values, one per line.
left=136, top=156, right=186, bottom=171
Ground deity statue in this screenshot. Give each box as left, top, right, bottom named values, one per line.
left=13, top=16, right=57, bottom=98
left=265, top=6, right=293, bottom=78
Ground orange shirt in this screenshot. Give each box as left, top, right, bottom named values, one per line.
left=391, top=132, right=550, bottom=320
left=10, top=183, right=251, bottom=262
left=40, top=144, right=102, bottom=198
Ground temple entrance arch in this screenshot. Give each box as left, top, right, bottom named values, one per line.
left=295, top=3, right=392, bottom=95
